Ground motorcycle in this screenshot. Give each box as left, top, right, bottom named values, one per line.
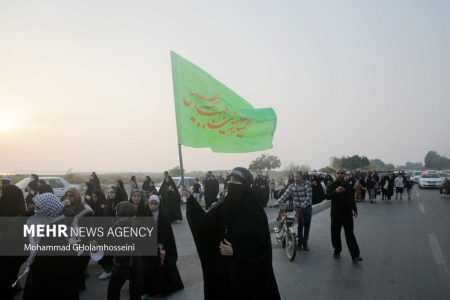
left=273, top=204, right=297, bottom=261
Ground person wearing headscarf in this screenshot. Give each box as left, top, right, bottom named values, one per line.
left=0, top=184, right=26, bottom=217
left=261, top=175, right=270, bottom=207
left=84, top=181, right=94, bottom=199
left=130, top=176, right=139, bottom=192
left=86, top=189, right=107, bottom=217
left=159, top=175, right=182, bottom=222
left=98, top=187, right=125, bottom=280
left=142, top=176, right=157, bottom=198
left=105, top=186, right=127, bottom=217
left=186, top=167, right=280, bottom=300
left=129, top=189, right=150, bottom=217
left=89, top=172, right=101, bottom=190
left=61, top=188, right=92, bottom=217
left=22, top=193, right=80, bottom=300
left=142, top=195, right=184, bottom=298
left=84, top=189, right=113, bottom=280
left=61, top=188, right=93, bottom=291
left=29, top=174, right=39, bottom=191
left=116, top=180, right=128, bottom=200
left=311, top=174, right=325, bottom=205
left=0, top=185, right=27, bottom=300
left=25, top=182, right=38, bottom=215
left=107, top=202, right=143, bottom=300
left=203, top=172, right=220, bottom=210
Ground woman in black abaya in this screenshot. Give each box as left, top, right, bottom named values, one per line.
left=0, top=185, right=27, bottom=300
left=159, top=176, right=182, bottom=222
left=129, top=189, right=150, bottom=217
left=186, top=167, right=280, bottom=300
left=142, top=195, right=184, bottom=297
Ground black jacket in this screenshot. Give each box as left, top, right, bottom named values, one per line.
left=326, top=179, right=357, bottom=217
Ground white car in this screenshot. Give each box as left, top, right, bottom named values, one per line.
left=16, top=177, right=79, bottom=199
left=418, top=173, right=443, bottom=189
left=411, top=171, right=423, bottom=183
left=438, top=172, right=450, bottom=178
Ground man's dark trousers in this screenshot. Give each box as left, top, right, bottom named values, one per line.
left=331, top=214, right=360, bottom=258
left=298, top=206, right=312, bottom=247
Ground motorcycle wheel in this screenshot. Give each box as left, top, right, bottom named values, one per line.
left=285, top=231, right=296, bottom=261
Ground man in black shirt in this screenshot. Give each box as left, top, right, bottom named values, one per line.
left=326, top=170, right=362, bottom=262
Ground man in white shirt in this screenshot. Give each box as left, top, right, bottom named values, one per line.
left=394, top=174, right=405, bottom=200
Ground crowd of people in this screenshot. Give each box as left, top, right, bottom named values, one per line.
left=0, top=172, right=184, bottom=300
left=0, top=167, right=445, bottom=300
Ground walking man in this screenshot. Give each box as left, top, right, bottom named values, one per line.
left=326, top=169, right=362, bottom=262
left=276, top=171, right=312, bottom=251
left=394, top=174, right=405, bottom=200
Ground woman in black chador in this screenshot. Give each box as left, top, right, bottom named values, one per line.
left=0, top=185, right=27, bottom=300
left=143, top=195, right=184, bottom=297
left=159, top=175, right=182, bottom=222
left=186, top=167, right=280, bottom=300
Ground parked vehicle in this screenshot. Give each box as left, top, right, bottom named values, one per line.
left=411, top=171, right=423, bottom=183
left=16, top=177, right=79, bottom=199
left=418, top=173, right=443, bottom=189
left=437, top=172, right=450, bottom=178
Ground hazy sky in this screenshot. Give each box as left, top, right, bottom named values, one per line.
left=1, top=0, right=450, bottom=174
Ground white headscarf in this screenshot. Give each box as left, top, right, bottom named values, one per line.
left=148, top=195, right=160, bottom=222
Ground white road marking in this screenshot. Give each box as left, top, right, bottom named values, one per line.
left=416, top=191, right=421, bottom=198
left=428, top=234, right=450, bottom=280
left=418, top=203, right=426, bottom=214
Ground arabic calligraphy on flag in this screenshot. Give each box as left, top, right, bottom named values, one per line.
left=171, top=52, right=277, bottom=153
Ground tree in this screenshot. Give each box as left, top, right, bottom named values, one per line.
left=168, top=166, right=185, bottom=177
left=369, top=159, right=386, bottom=171
left=343, top=155, right=370, bottom=170
left=330, top=155, right=370, bottom=171
left=424, top=151, right=450, bottom=170
left=319, top=166, right=335, bottom=174
left=282, top=162, right=311, bottom=173
left=330, top=156, right=343, bottom=170
left=248, top=154, right=281, bottom=173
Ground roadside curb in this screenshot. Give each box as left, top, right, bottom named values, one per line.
left=268, top=200, right=331, bottom=231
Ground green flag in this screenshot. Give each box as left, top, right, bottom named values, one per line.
left=171, top=52, right=277, bottom=153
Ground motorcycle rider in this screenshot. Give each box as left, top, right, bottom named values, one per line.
left=275, top=171, right=312, bottom=251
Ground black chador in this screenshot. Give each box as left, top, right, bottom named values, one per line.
left=143, top=208, right=184, bottom=296
left=159, top=176, right=182, bottom=222
left=186, top=183, right=280, bottom=300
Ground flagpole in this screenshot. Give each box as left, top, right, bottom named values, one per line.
left=178, top=143, right=185, bottom=188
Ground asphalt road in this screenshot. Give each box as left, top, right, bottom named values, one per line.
left=15, top=189, right=450, bottom=299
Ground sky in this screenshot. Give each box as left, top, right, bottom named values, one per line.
left=1, top=0, right=450, bottom=174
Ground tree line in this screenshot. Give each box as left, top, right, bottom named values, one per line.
left=247, top=151, right=450, bottom=174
